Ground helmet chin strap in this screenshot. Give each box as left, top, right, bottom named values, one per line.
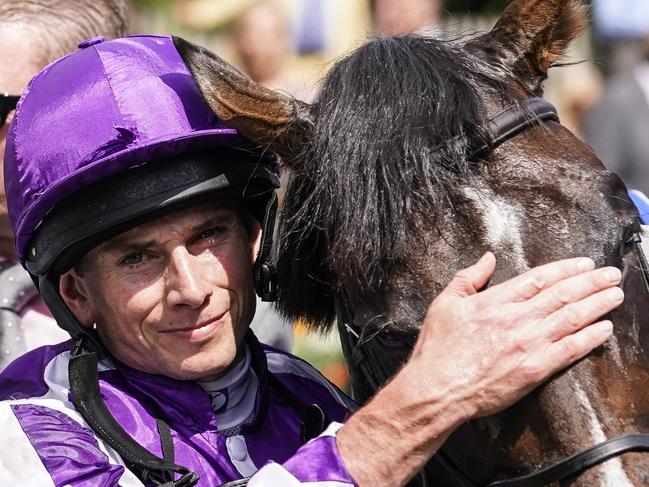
left=39, top=275, right=200, bottom=486
left=67, top=337, right=200, bottom=486
left=253, top=191, right=279, bottom=302
left=38, top=274, right=105, bottom=356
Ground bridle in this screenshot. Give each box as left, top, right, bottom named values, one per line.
left=336, top=97, right=649, bottom=486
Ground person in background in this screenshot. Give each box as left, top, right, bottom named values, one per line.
left=234, top=2, right=295, bottom=93
left=0, top=0, right=129, bottom=369
left=371, top=0, right=442, bottom=36
left=582, top=0, right=649, bottom=195
left=582, top=42, right=649, bottom=195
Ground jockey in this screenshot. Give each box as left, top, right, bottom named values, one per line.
left=0, top=35, right=355, bottom=486
left=0, top=36, right=624, bottom=486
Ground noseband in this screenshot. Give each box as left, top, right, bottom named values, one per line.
left=336, top=97, right=649, bottom=486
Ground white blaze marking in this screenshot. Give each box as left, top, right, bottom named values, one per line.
left=462, top=188, right=636, bottom=483
left=461, top=187, right=529, bottom=272
left=574, top=383, right=634, bottom=486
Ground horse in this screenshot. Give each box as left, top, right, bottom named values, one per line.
left=174, top=0, right=649, bottom=484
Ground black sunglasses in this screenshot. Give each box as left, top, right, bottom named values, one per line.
left=1, top=93, right=20, bottom=128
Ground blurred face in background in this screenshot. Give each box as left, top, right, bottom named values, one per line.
left=0, top=25, right=41, bottom=255
left=235, top=3, right=288, bottom=84
left=373, top=0, right=442, bottom=35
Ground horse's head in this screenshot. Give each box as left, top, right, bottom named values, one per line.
left=177, top=0, right=649, bottom=483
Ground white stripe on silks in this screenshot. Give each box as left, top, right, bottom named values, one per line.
left=3, top=397, right=145, bottom=487
left=43, top=351, right=144, bottom=485
left=248, top=462, right=354, bottom=487
left=248, top=462, right=302, bottom=486
left=0, top=403, right=56, bottom=486
left=7, top=348, right=143, bottom=487
left=103, top=442, right=146, bottom=487
left=266, top=353, right=355, bottom=410
left=36, top=349, right=115, bottom=405
left=318, top=421, right=343, bottom=438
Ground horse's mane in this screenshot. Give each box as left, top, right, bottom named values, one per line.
left=277, top=34, right=516, bottom=329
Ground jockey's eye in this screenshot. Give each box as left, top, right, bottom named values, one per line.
left=120, top=252, right=147, bottom=268
left=195, top=226, right=229, bottom=245
left=199, top=228, right=221, bottom=239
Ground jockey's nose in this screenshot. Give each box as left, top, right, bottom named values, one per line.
left=165, top=246, right=213, bottom=308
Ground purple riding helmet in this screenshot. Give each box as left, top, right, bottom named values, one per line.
left=4, top=34, right=281, bottom=485
left=4, top=35, right=280, bottom=348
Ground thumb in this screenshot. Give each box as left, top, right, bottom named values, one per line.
left=444, top=252, right=496, bottom=298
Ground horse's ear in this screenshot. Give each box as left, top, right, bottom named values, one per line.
left=173, top=36, right=312, bottom=166
left=476, top=0, right=587, bottom=94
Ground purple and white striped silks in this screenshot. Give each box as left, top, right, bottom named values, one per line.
left=0, top=333, right=358, bottom=486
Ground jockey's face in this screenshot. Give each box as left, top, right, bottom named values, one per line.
left=60, top=200, right=261, bottom=381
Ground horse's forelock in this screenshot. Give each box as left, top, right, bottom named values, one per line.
left=277, top=35, right=515, bottom=326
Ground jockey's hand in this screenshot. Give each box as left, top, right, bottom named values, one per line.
left=337, top=253, right=622, bottom=486
left=411, top=252, right=621, bottom=419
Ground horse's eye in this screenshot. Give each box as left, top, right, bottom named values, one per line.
left=376, top=329, right=409, bottom=349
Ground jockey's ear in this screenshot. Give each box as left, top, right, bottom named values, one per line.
left=173, top=36, right=313, bottom=168
left=469, top=0, right=587, bottom=95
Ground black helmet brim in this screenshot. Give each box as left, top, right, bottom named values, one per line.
left=25, top=149, right=280, bottom=277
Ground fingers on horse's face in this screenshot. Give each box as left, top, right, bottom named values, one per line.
left=471, top=0, right=587, bottom=95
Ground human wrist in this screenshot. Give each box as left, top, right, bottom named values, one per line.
left=336, top=362, right=471, bottom=485
left=394, top=359, right=475, bottom=432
